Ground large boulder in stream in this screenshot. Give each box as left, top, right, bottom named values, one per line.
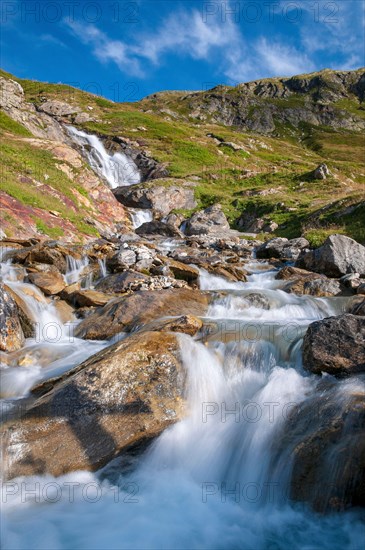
left=74, top=288, right=210, bottom=340
left=276, top=266, right=345, bottom=296
left=273, top=387, right=365, bottom=512
left=0, top=284, right=24, bottom=352
left=296, top=234, right=365, bottom=277
left=184, top=205, right=230, bottom=236
left=256, top=237, right=309, bottom=260
left=1, top=331, right=187, bottom=479
left=303, top=314, right=365, bottom=377
left=113, top=181, right=196, bottom=217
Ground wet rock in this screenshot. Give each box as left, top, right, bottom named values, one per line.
left=256, top=237, right=309, bottom=260
left=303, top=277, right=343, bottom=297
left=136, top=221, right=182, bottom=238
left=303, top=314, right=365, bottom=377
left=245, top=293, right=271, bottom=309
left=166, top=259, right=199, bottom=284
left=114, top=182, right=196, bottom=217
left=0, top=284, right=24, bottom=352
left=185, top=205, right=230, bottom=236
left=296, top=234, right=365, bottom=277
left=72, top=290, right=114, bottom=308
left=357, top=283, right=365, bottom=295
left=27, top=244, right=69, bottom=273
left=274, top=388, right=365, bottom=512
left=349, top=298, right=365, bottom=316
left=75, top=288, right=210, bottom=340
left=276, top=266, right=343, bottom=296
left=106, top=248, right=137, bottom=272
left=95, top=271, right=150, bottom=294
left=164, top=212, right=185, bottom=229
left=27, top=272, right=66, bottom=296
left=53, top=300, right=75, bottom=323
left=2, top=331, right=187, bottom=479
left=145, top=315, right=203, bottom=337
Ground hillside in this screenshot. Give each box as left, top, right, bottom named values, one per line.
left=1, top=68, right=364, bottom=244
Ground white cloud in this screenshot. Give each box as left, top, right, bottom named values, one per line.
left=65, top=2, right=363, bottom=85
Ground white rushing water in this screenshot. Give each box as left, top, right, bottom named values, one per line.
left=0, top=256, right=107, bottom=402
left=129, top=208, right=153, bottom=229
left=67, top=126, right=140, bottom=188
left=1, top=259, right=364, bottom=549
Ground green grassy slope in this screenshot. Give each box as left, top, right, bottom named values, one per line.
left=1, top=68, right=364, bottom=243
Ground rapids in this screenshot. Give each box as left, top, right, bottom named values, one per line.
left=1, top=253, right=364, bottom=549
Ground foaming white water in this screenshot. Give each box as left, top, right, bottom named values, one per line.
left=0, top=260, right=107, bottom=400
left=67, top=126, right=140, bottom=188
left=1, top=256, right=363, bottom=549
left=2, top=338, right=364, bottom=550
left=129, top=208, right=153, bottom=229
left=97, top=258, right=108, bottom=279
left=65, top=255, right=89, bottom=286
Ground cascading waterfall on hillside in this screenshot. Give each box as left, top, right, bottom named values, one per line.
left=67, top=126, right=140, bottom=188
left=1, top=257, right=364, bottom=549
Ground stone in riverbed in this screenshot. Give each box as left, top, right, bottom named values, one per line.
left=28, top=271, right=65, bottom=295
left=72, top=290, right=114, bottom=307
left=0, top=284, right=24, bottom=352
left=144, top=315, right=203, bottom=336
left=256, top=237, right=309, bottom=260
left=276, top=266, right=344, bottom=296
left=273, top=388, right=365, bottom=512
left=95, top=271, right=150, bottom=294
left=1, top=331, right=187, bottom=479
left=302, top=314, right=365, bottom=377
left=184, top=205, right=230, bottom=236
left=74, top=288, right=210, bottom=340
left=296, top=234, right=365, bottom=277
left=136, top=221, right=182, bottom=238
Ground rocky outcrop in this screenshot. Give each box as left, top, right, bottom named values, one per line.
left=0, top=284, right=24, bottom=352
left=95, top=271, right=150, bottom=294
left=0, top=77, right=65, bottom=140
left=184, top=205, right=230, bottom=236
left=313, top=163, right=330, bottom=180
left=113, top=181, right=196, bottom=217
left=74, top=288, right=210, bottom=340
left=274, top=389, right=365, bottom=512
left=256, top=237, right=309, bottom=260
left=303, top=314, right=365, bottom=377
left=180, top=69, right=365, bottom=134
left=2, top=331, right=187, bottom=479
left=296, top=235, right=365, bottom=277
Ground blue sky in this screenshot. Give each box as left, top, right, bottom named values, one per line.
left=1, top=0, right=364, bottom=101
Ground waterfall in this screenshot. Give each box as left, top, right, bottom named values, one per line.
left=129, top=208, right=153, bottom=229
left=98, top=257, right=108, bottom=279
left=65, top=255, right=89, bottom=286
left=67, top=126, right=140, bottom=188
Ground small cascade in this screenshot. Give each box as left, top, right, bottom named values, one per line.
left=130, top=208, right=153, bottom=229
left=98, top=257, right=108, bottom=279
left=65, top=255, right=90, bottom=286
left=67, top=126, right=140, bottom=188
left=0, top=257, right=107, bottom=400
